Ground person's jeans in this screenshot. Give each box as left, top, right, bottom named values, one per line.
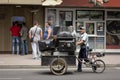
left=12, top=36, right=20, bottom=55
left=78, top=47, right=89, bottom=71
left=31, top=42, right=41, bottom=59
left=21, top=40, right=28, bottom=55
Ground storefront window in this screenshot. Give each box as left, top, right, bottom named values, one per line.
left=75, top=10, right=105, bottom=49
left=76, top=10, right=89, bottom=20
left=76, top=22, right=84, bottom=31
left=89, top=37, right=95, bottom=49
left=90, top=10, right=104, bottom=20
left=47, top=9, right=56, bottom=25
left=107, top=11, right=120, bottom=19
left=76, top=10, right=104, bottom=20
left=96, top=22, right=104, bottom=35
left=106, top=20, right=120, bottom=49
left=59, top=11, right=73, bottom=26
left=89, top=37, right=104, bottom=49
left=59, top=11, right=73, bottom=30
left=96, top=37, right=104, bottom=49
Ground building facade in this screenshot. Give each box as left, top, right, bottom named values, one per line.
left=0, top=0, right=120, bottom=53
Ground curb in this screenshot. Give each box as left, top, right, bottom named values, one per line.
left=0, top=64, right=120, bottom=69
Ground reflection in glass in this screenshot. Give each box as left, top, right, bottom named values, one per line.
left=76, top=10, right=104, bottom=20
left=59, top=11, right=73, bottom=29
left=90, top=10, right=104, bottom=20
left=47, top=9, right=56, bottom=25
left=106, top=20, right=120, bottom=49
left=76, top=10, right=89, bottom=20
left=107, top=11, right=120, bottom=19
left=96, top=37, right=104, bottom=49
left=89, top=37, right=95, bottom=49
left=76, top=22, right=84, bottom=31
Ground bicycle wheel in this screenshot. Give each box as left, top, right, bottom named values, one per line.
left=92, top=59, right=106, bottom=73
left=50, top=58, right=67, bottom=75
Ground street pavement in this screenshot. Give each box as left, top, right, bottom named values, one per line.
left=0, top=68, right=120, bottom=80
left=0, top=53, right=120, bottom=68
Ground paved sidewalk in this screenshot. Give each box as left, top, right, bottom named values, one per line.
left=0, top=54, right=120, bottom=68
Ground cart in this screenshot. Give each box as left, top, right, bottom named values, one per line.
left=39, top=27, right=106, bottom=75
left=39, top=30, right=76, bottom=75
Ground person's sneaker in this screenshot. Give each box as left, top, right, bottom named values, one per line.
left=93, top=65, right=97, bottom=71
left=77, top=69, right=82, bottom=72
left=33, top=57, right=37, bottom=60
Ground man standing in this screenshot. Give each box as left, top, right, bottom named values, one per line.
left=29, top=21, right=43, bottom=59
left=20, top=22, right=28, bottom=55
left=76, top=27, right=89, bottom=72
left=10, top=21, right=21, bottom=55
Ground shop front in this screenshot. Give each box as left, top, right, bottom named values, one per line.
left=45, top=8, right=120, bottom=53
left=0, top=5, right=44, bottom=52
left=0, top=0, right=120, bottom=53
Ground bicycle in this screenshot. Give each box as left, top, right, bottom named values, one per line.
left=76, top=49, right=106, bottom=73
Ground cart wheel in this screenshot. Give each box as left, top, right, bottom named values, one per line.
left=92, top=59, right=106, bottom=73
left=50, top=58, right=67, bottom=75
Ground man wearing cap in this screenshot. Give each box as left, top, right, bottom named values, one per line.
left=76, top=27, right=89, bottom=72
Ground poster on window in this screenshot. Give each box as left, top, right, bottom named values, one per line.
left=86, top=22, right=95, bottom=35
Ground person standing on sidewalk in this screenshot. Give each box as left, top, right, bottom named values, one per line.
left=10, top=21, right=21, bottom=55
left=20, top=22, right=28, bottom=55
left=76, top=27, right=89, bottom=72
left=43, top=22, right=53, bottom=40
left=29, top=21, right=43, bottom=59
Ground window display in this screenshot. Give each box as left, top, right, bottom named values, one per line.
left=86, top=22, right=95, bottom=35
left=96, top=22, right=104, bottom=35
left=106, top=20, right=120, bottom=49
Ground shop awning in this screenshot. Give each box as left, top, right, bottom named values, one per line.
left=0, top=0, right=120, bottom=7
left=59, top=0, right=120, bottom=7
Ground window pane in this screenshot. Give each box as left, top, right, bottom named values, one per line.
left=96, top=37, right=104, bottom=49
left=76, top=10, right=89, bottom=20
left=96, top=22, right=104, bottom=35
left=86, top=22, right=95, bottom=35
left=90, top=10, right=104, bottom=20
left=59, top=11, right=73, bottom=31
left=89, top=37, right=95, bottom=49
left=106, top=20, right=120, bottom=49
left=76, top=10, right=104, bottom=20
left=47, top=9, right=56, bottom=25
left=76, top=22, right=84, bottom=31
left=107, top=11, right=120, bottom=19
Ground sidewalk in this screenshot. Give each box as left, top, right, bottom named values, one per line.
left=0, top=53, right=120, bottom=68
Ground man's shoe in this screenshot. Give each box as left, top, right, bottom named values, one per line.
left=77, top=69, right=82, bottom=72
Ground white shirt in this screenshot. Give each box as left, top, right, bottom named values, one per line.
left=29, top=25, right=42, bottom=42
left=80, top=32, right=89, bottom=47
